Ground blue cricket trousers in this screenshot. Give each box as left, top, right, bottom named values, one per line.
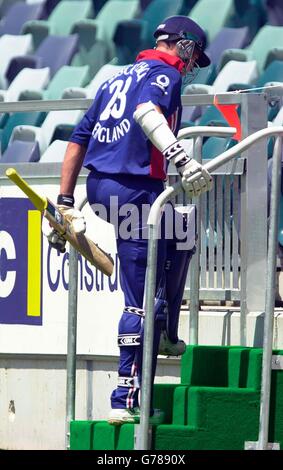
left=87, top=170, right=193, bottom=411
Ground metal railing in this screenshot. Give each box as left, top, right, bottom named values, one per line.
left=172, top=126, right=239, bottom=344
left=65, top=196, right=87, bottom=450
left=0, top=92, right=271, bottom=316
left=0, top=92, right=281, bottom=450
left=136, top=127, right=283, bottom=450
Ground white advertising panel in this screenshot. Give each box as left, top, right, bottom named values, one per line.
left=0, top=179, right=124, bottom=355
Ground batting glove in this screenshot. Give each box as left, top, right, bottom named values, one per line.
left=41, top=218, right=66, bottom=253
left=176, top=153, right=213, bottom=198
left=57, top=194, right=86, bottom=234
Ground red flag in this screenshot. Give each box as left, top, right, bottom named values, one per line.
left=213, top=96, right=242, bottom=141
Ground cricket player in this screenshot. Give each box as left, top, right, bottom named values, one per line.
left=44, top=15, right=212, bottom=425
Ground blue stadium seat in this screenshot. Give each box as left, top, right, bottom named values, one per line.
left=265, top=0, right=283, bottom=26
left=227, top=0, right=267, bottom=42
left=0, top=140, right=40, bottom=163
left=0, top=2, right=44, bottom=35
left=206, top=26, right=250, bottom=69
left=6, top=34, right=79, bottom=83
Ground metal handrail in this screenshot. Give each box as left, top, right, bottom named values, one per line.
left=137, top=126, right=283, bottom=450
left=258, top=135, right=282, bottom=450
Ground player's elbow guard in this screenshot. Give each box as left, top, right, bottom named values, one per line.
left=133, top=101, right=191, bottom=169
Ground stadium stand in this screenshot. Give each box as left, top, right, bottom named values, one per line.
left=227, top=0, right=267, bottom=42
left=0, top=33, right=33, bottom=88
left=206, top=26, right=250, bottom=69
left=0, top=66, right=50, bottom=102
left=264, top=0, right=283, bottom=26
left=220, top=25, right=283, bottom=73
left=0, top=1, right=44, bottom=35
left=22, top=0, right=94, bottom=48
left=189, top=0, right=234, bottom=42
left=6, top=34, right=79, bottom=83
left=186, top=60, right=258, bottom=95
left=2, top=0, right=283, bottom=452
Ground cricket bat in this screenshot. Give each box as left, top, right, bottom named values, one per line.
left=6, top=168, right=114, bottom=277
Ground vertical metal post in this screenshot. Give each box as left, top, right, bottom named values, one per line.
left=258, top=136, right=282, bottom=449
left=240, top=93, right=268, bottom=344
left=65, top=197, right=87, bottom=450
left=65, top=244, right=78, bottom=450
left=136, top=184, right=182, bottom=450
left=189, top=136, right=203, bottom=344
left=136, top=225, right=159, bottom=450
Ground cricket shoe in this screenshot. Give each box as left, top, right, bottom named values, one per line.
left=108, top=407, right=165, bottom=426
left=158, top=330, right=186, bottom=356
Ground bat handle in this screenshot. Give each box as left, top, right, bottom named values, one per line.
left=6, top=167, right=47, bottom=212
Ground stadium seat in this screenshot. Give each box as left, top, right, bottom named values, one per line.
left=40, top=139, right=68, bottom=162
left=72, top=0, right=139, bottom=54
left=139, top=0, right=184, bottom=48
left=189, top=0, right=234, bottom=42
left=265, top=0, right=283, bottom=26
left=206, top=26, right=250, bottom=69
left=0, top=112, right=46, bottom=153
left=34, top=0, right=61, bottom=19
left=0, top=139, right=40, bottom=163
left=6, top=34, right=79, bottom=83
left=0, top=67, right=50, bottom=102
left=71, top=39, right=112, bottom=81
left=202, top=135, right=236, bottom=159
left=0, top=63, right=89, bottom=154
left=0, top=33, right=33, bottom=89
left=253, top=60, right=283, bottom=88
left=43, top=64, right=89, bottom=100
left=185, top=60, right=258, bottom=95
left=139, top=0, right=153, bottom=10
left=186, top=63, right=216, bottom=87
left=22, top=0, right=94, bottom=48
left=179, top=0, right=199, bottom=15
left=0, top=0, right=22, bottom=18
left=113, top=19, right=144, bottom=65
left=220, top=25, right=283, bottom=74
left=110, top=0, right=184, bottom=61
left=0, top=2, right=43, bottom=35
left=90, top=0, right=109, bottom=14
left=8, top=63, right=90, bottom=155
left=227, top=0, right=267, bottom=42
left=198, top=105, right=232, bottom=127
left=17, top=64, right=90, bottom=102
left=8, top=108, right=82, bottom=155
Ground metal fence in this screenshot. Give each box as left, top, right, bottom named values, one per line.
left=169, top=153, right=244, bottom=303
left=1, top=90, right=282, bottom=450
left=138, top=126, right=283, bottom=450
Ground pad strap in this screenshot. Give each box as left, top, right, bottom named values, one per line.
left=118, top=376, right=140, bottom=388
left=124, top=306, right=145, bottom=317
left=118, top=334, right=141, bottom=347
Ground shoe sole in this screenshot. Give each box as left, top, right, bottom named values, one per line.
left=158, top=349, right=186, bottom=356
left=108, top=417, right=136, bottom=425
left=108, top=410, right=165, bottom=426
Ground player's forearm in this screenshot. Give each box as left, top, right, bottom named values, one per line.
left=60, top=142, right=87, bottom=196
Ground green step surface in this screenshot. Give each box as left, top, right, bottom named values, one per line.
left=70, top=345, right=283, bottom=450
